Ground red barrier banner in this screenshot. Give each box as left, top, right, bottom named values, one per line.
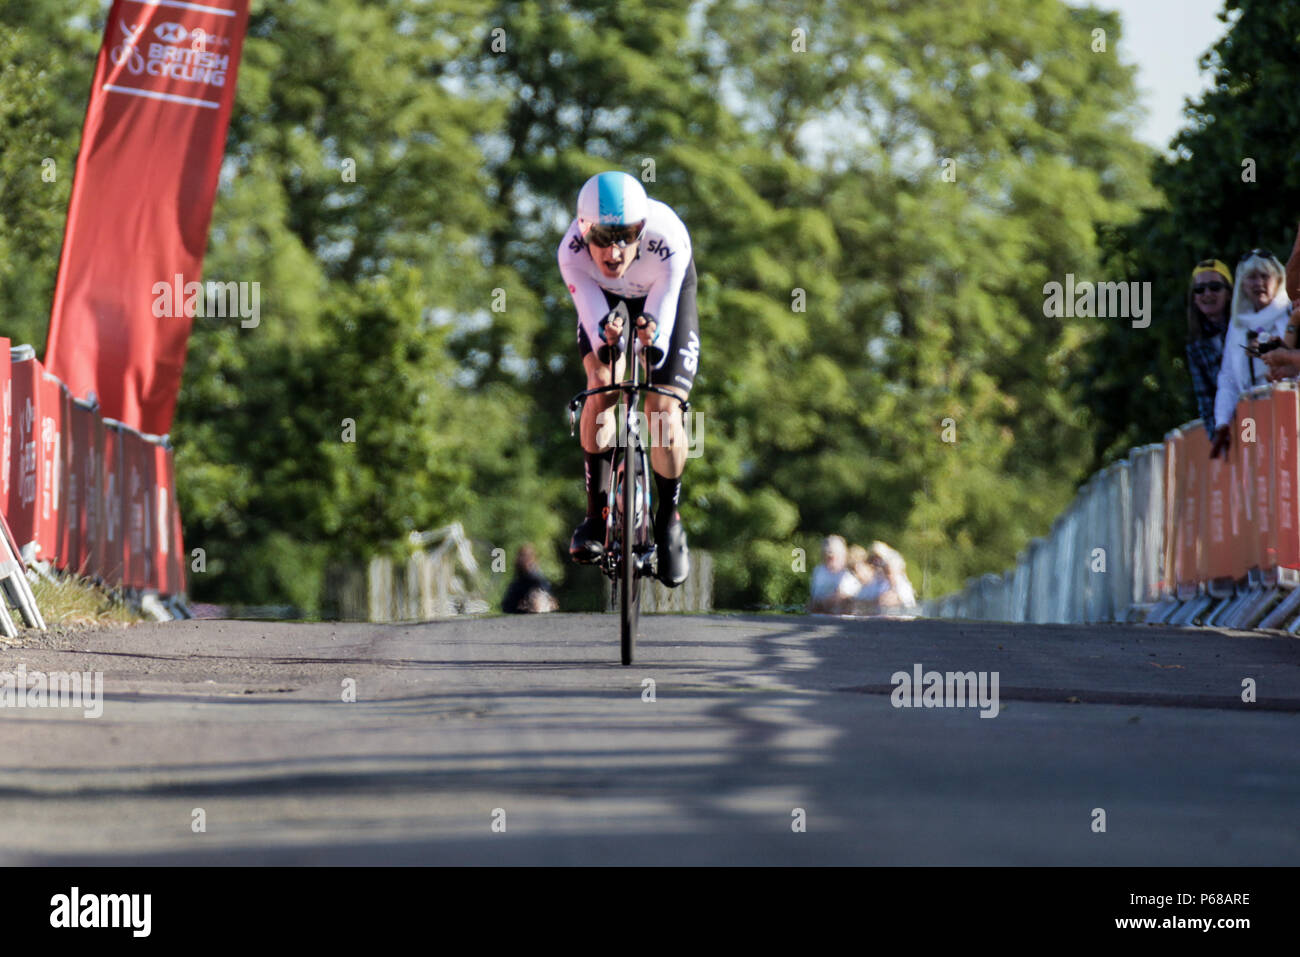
left=70, top=400, right=106, bottom=578
left=43, top=0, right=251, bottom=435
left=8, top=359, right=43, bottom=559
left=1163, top=431, right=1181, bottom=597
left=150, top=442, right=171, bottom=593
left=120, top=428, right=152, bottom=589
left=1205, top=435, right=1233, bottom=581
left=40, top=374, right=70, bottom=570
left=1230, top=428, right=1246, bottom=579
left=1254, top=391, right=1277, bottom=572
left=1185, top=428, right=1209, bottom=589
left=1273, top=386, right=1300, bottom=570
left=101, top=422, right=124, bottom=585
left=169, top=458, right=186, bottom=596
left=0, top=341, right=11, bottom=512
left=1238, top=392, right=1266, bottom=572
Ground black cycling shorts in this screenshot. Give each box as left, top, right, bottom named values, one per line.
left=576, top=257, right=699, bottom=395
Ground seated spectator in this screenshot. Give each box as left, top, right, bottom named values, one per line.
left=1211, top=250, right=1291, bottom=458
left=846, top=544, right=871, bottom=584
left=855, top=542, right=918, bottom=615
left=809, top=535, right=860, bottom=614
left=501, top=544, right=558, bottom=614
left=1184, top=259, right=1232, bottom=437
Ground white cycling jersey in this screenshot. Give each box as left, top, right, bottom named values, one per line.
left=557, top=197, right=692, bottom=369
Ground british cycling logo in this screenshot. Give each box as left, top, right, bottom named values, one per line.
left=109, top=21, right=145, bottom=73
left=154, top=22, right=187, bottom=44
left=109, top=19, right=230, bottom=86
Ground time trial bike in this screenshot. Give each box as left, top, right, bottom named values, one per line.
left=568, top=303, right=689, bottom=665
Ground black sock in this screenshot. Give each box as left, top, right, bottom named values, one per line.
left=585, top=449, right=613, bottom=519
left=654, top=471, right=681, bottom=532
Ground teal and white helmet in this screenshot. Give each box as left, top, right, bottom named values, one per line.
left=576, top=171, right=649, bottom=247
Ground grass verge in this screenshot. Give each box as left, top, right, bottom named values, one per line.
left=27, top=575, right=145, bottom=628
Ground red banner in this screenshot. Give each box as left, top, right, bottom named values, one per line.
left=1273, top=386, right=1300, bottom=570
left=121, top=428, right=151, bottom=589
left=1240, top=392, right=1270, bottom=572
left=101, top=422, right=125, bottom=585
left=169, top=452, right=186, bottom=595
left=69, top=400, right=106, bottom=578
left=1162, top=430, right=1179, bottom=597
left=1185, top=429, right=1208, bottom=592
left=151, top=442, right=172, bottom=593
left=8, top=359, right=43, bottom=559
left=40, top=374, right=69, bottom=570
left=44, top=0, right=250, bottom=435
left=0, top=341, right=11, bottom=511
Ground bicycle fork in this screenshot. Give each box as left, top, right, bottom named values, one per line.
left=610, top=427, right=656, bottom=575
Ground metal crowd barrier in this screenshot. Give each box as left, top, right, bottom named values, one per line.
left=922, top=380, right=1300, bottom=631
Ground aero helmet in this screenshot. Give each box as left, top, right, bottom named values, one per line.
left=576, top=171, right=648, bottom=247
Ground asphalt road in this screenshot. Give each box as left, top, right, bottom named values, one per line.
left=0, top=613, right=1295, bottom=864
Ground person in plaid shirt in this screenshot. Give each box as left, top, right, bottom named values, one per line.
left=1185, top=258, right=1232, bottom=439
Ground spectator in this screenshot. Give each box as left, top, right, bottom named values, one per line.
left=1210, top=250, right=1291, bottom=458
left=855, top=542, right=918, bottom=615
left=809, top=535, right=860, bottom=614
left=1258, top=224, right=1300, bottom=380
left=501, top=544, right=558, bottom=614
left=1184, top=258, right=1233, bottom=438
left=846, top=544, right=873, bottom=585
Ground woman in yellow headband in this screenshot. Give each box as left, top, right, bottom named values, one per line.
left=1186, top=258, right=1232, bottom=440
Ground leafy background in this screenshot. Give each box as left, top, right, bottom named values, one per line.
left=0, top=0, right=1275, bottom=614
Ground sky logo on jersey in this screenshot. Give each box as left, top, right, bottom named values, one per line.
left=597, top=175, right=626, bottom=224
left=645, top=237, right=674, bottom=261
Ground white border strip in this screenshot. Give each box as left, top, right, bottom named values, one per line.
left=124, top=0, right=237, bottom=17
left=103, top=84, right=221, bottom=109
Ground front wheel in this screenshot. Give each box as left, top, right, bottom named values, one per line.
left=620, top=447, right=640, bottom=666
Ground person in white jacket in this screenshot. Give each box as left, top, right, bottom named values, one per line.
left=1210, top=250, right=1291, bottom=458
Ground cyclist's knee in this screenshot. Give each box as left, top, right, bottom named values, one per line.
left=645, top=389, right=684, bottom=418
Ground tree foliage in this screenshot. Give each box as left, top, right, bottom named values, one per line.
left=0, top=0, right=1160, bottom=610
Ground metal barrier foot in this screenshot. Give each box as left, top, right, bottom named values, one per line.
left=1258, top=586, right=1300, bottom=631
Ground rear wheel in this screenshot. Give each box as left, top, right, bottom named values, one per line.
left=620, top=445, right=640, bottom=666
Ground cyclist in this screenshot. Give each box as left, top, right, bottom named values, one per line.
left=559, top=171, right=699, bottom=587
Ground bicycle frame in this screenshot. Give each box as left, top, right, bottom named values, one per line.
left=567, top=331, right=690, bottom=663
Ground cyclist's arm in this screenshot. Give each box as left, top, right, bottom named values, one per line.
left=640, top=230, right=691, bottom=369
left=558, top=233, right=613, bottom=349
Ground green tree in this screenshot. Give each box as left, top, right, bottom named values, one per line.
left=174, top=0, right=558, bottom=612
left=1085, top=0, right=1300, bottom=468
left=0, top=1, right=103, bottom=350
left=684, top=0, right=1155, bottom=599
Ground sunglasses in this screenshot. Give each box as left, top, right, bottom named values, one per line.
left=1240, top=248, right=1277, bottom=263
left=1192, top=281, right=1228, bottom=294
left=585, top=221, right=645, bottom=248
